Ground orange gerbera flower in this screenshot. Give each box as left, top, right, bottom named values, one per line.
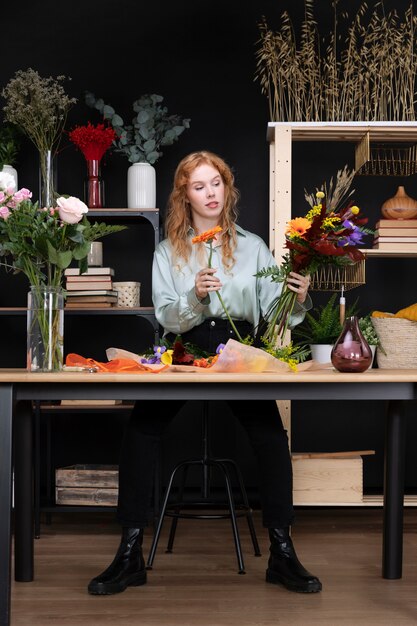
left=192, top=225, right=222, bottom=244
left=286, top=217, right=311, bottom=238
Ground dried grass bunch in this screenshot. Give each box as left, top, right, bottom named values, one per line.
left=304, top=164, right=356, bottom=212
left=2, top=68, right=77, bottom=154
left=255, top=1, right=417, bottom=122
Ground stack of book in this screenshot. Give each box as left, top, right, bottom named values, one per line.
left=372, top=219, right=417, bottom=252
left=65, top=267, right=118, bottom=308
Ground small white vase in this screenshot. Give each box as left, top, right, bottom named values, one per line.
left=1, top=164, right=18, bottom=191
left=368, top=345, right=376, bottom=370
left=309, top=344, right=333, bottom=364
left=127, top=162, right=156, bottom=209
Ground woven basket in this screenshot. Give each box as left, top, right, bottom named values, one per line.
left=113, top=282, right=141, bottom=308
left=372, top=317, right=417, bottom=368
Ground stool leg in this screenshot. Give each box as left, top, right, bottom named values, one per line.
left=217, top=461, right=246, bottom=574
left=222, top=458, right=262, bottom=557
left=166, top=464, right=190, bottom=553
left=147, top=460, right=188, bottom=569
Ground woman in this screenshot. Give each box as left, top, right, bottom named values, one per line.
left=88, top=151, right=322, bottom=595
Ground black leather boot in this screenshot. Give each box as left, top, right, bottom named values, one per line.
left=266, top=528, right=322, bottom=593
left=88, top=527, right=147, bottom=595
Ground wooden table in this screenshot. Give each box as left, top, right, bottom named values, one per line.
left=1, top=368, right=417, bottom=626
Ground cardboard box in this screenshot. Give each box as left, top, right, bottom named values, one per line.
left=55, top=464, right=118, bottom=506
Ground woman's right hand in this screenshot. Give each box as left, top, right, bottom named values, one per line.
left=195, top=267, right=222, bottom=300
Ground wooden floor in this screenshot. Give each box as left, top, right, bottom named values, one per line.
left=11, top=508, right=417, bottom=625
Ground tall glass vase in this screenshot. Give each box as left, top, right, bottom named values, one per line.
left=84, top=159, right=104, bottom=208
left=331, top=315, right=372, bottom=373
left=39, top=150, right=57, bottom=208
left=27, top=286, right=64, bottom=372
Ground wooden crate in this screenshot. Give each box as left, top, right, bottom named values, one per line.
left=292, top=453, right=368, bottom=504
left=55, top=464, right=118, bottom=506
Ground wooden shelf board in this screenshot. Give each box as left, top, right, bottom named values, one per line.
left=360, top=248, right=417, bottom=258
left=0, top=306, right=155, bottom=315
left=295, top=495, right=417, bottom=507
left=267, top=121, right=417, bottom=143
left=88, top=208, right=159, bottom=216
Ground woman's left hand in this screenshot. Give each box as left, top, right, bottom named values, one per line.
left=286, top=272, right=310, bottom=304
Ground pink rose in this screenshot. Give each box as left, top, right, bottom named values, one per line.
left=13, top=188, right=32, bottom=202
left=56, top=196, right=88, bottom=224
left=0, top=206, right=10, bottom=219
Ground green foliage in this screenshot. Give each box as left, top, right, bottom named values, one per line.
left=0, top=123, right=22, bottom=169
left=0, top=197, right=126, bottom=287
left=261, top=337, right=310, bottom=366
left=358, top=315, right=381, bottom=347
left=291, top=293, right=359, bottom=345
left=85, top=92, right=190, bottom=165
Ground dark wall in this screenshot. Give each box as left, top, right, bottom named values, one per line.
left=2, top=0, right=417, bottom=499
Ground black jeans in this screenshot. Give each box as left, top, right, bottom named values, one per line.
left=116, top=319, right=295, bottom=529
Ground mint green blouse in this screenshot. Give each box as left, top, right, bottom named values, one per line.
left=152, top=224, right=312, bottom=335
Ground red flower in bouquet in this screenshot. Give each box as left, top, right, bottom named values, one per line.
left=69, top=122, right=116, bottom=161
left=257, top=191, right=372, bottom=344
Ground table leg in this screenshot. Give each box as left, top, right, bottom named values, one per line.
left=13, top=401, right=34, bottom=582
left=0, top=384, right=13, bottom=626
left=383, top=399, right=407, bottom=579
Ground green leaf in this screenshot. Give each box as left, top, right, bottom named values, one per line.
left=72, top=242, right=90, bottom=260
left=103, top=105, right=115, bottom=118
left=112, top=113, right=124, bottom=126
left=143, top=139, right=156, bottom=152
left=46, top=240, right=59, bottom=265
left=55, top=250, right=73, bottom=269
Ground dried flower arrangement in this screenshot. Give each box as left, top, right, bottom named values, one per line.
left=69, top=123, right=116, bottom=162
left=304, top=164, right=356, bottom=213
left=2, top=68, right=77, bottom=156
left=255, top=1, right=417, bottom=122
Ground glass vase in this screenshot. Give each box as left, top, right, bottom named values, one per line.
left=84, top=159, right=104, bottom=208
left=38, top=150, right=57, bottom=208
left=27, top=286, right=64, bottom=372
left=331, top=315, right=372, bottom=373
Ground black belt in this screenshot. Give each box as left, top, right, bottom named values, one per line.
left=165, top=318, right=255, bottom=353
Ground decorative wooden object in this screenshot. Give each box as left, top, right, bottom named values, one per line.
left=381, top=186, right=417, bottom=220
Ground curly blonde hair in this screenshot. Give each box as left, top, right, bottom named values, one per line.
left=164, top=151, right=239, bottom=270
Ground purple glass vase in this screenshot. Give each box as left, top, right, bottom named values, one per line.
left=331, top=315, right=372, bottom=373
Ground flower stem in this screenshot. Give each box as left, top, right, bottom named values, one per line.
left=215, top=291, right=243, bottom=342
left=208, top=239, right=243, bottom=343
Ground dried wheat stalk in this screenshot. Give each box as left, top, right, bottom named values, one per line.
left=255, top=1, right=417, bottom=122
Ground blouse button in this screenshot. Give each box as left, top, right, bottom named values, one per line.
left=210, top=320, right=216, bottom=327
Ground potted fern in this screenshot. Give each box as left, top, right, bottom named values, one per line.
left=291, top=293, right=359, bottom=363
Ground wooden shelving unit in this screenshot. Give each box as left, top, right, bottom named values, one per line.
left=267, top=121, right=417, bottom=507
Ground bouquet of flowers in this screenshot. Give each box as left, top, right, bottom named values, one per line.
left=69, top=122, right=117, bottom=208
left=2, top=68, right=77, bottom=206
left=257, top=191, right=372, bottom=345
left=0, top=172, right=126, bottom=370
left=69, top=122, right=116, bottom=162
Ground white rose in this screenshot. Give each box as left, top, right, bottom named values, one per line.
left=0, top=171, right=16, bottom=192
left=57, top=196, right=88, bottom=224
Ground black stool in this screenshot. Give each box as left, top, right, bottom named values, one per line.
left=146, top=401, right=261, bottom=574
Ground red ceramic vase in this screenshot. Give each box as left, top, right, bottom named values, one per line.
left=331, top=315, right=372, bottom=373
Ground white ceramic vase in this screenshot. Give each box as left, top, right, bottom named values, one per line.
left=309, top=344, right=333, bottom=364
left=127, top=162, right=156, bottom=209
left=1, top=164, right=18, bottom=191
